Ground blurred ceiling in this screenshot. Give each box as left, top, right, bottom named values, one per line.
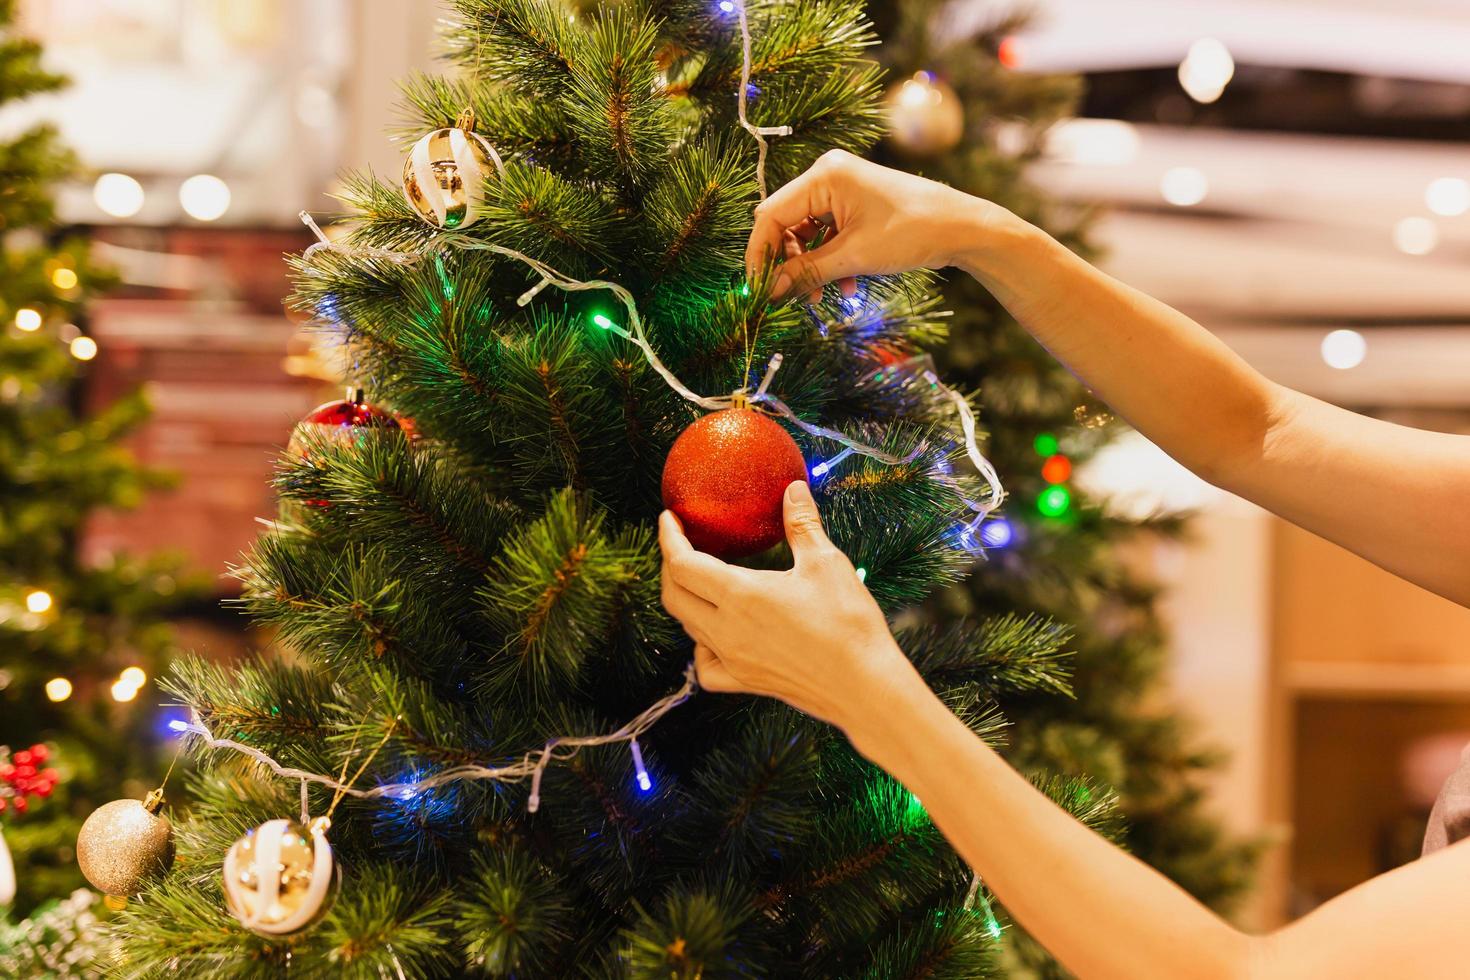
left=1004, top=0, right=1470, bottom=408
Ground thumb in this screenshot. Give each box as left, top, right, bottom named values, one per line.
left=783, top=479, right=830, bottom=560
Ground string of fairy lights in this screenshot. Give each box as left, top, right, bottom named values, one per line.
left=180, top=0, right=1008, bottom=818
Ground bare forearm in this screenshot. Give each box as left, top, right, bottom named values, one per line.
left=952, top=207, right=1470, bottom=605
left=846, top=665, right=1253, bottom=980
left=953, top=209, right=1279, bottom=489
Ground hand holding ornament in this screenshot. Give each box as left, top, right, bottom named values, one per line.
left=658, top=481, right=915, bottom=742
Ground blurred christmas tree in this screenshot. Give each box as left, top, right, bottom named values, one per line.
left=0, top=0, right=189, bottom=917
left=104, top=0, right=1132, bottom=975
left=866, top=2, right=1259, bottom=973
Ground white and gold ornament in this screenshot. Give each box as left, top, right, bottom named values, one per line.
left=401, top=108, right=504, bottom=229
left=76, top=790, right=175, bottom=899
left=884, top=71, right=965, bottom=156
left=223, top=817, right=336, bottom=936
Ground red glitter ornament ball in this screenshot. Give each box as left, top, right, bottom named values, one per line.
left=661, top=409, right=809, bottom=559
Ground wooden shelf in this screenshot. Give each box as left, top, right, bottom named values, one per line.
left=1284, top=661, right=1470, bottom=700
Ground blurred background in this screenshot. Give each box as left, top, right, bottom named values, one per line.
left=1, top=0, right=1467, bottom=936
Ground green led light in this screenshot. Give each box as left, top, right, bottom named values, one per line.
left=739, top=282, right=751, bottom=297
left=855, top=566, right=867, bottom=583
left=1033, top=432, right=1058, bottom=457
left=1037, top=485, right=1071, bottom=518
left=592, top=313, right=615, bottom=330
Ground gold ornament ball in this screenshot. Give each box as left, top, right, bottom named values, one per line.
left=401, top=110, right=501, bottom=230
left=885, top=71, right=965, bottom=156
left=76, top=794, right=175, bottom=897
left=223, top=818, right=336, bottom=936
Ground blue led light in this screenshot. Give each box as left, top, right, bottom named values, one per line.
left=811, top=446, right=855, bottom=481
left=718, top=0, right=736, bottom=12
left=159, top=706, right=192, bottom=738
left=980, top=518, right=1014, bottom=549
left=630, top=739, right=653, bottom=793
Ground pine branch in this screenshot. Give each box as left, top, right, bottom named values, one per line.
left=478, top=490, right=651, bottom=695
left=621, top=885, right=759, bottom=980
left=453, top=844, right=575, bottom=975
left=560, top=6, right=676, bottom=187
left=679, top=719, right=821, bottom=878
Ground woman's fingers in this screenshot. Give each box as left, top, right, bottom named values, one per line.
left=661, top=571, right=715, bottom=628
left=693, top=644, right=742, bottom=693
left=658, top=511, right=741, bottom=602
left=746, top=168, right=833, bottom=277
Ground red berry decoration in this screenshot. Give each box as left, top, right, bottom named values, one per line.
left=661, top=408, right=808, bottom=559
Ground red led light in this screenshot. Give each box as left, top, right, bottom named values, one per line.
left=1041, top=454, right=1072, bottom=484
left=998, top=36, right=1023, bottom=69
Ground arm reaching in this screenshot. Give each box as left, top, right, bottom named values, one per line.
left=747, top=152, right=1470, bottom=607
left=659, top=488, right=1470, bottom=979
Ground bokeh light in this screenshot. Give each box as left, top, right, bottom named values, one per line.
left=179, top=174, right=231, bottom=221
left=70, top=336, right=99, bottom=361
left=1392, top=216, right=1438, bottom=256
left=1425, top=178, right=1469, bottom=218
left=1161, top=167, right=1209, bottom=207
left=1041, top=454, right=1073, bottom=484
left=1320, top=329, right=1366, bottom=370
left=980, top=518, right=1014, bottom=549
left=14, top=308, right=41, bottom=332
left=1178, top=38, right=1235, bottom=104
left=44, top=677, right=73, bottom=702
left=94, top=173, right=145, bottom=218
left=25, top=589, right=52, bottom=613
left=1037, top=485, right=1071, bottom=518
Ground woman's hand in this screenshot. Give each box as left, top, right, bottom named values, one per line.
left=746, top=149, right=1011, bottom=302
left=658, top=480, right=914, bottom=733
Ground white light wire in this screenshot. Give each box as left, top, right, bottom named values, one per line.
left=176, top=666, right=697, bottom=814
left=735, top=0, right=793, bottom=201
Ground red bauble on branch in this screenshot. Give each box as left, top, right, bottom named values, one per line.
left=288, top=388, right=402, bottom=456
left=661, top=408, right=808, bottom=559
left=287, top=388, right=404, bottom=509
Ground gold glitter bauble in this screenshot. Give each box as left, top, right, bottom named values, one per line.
left=223, top=818, right=336, bottom=936
left=401, top=109, right=502, bottom=229
left=884, top=71, right=965, bottom=156
left=76, top=794, right=175, bottom=897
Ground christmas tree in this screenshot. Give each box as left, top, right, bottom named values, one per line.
left=865, top=3, right=1259, bottom=972
left=107, top=0, right=1123, bottom=975
left=0, top=0, right=190, bottom=919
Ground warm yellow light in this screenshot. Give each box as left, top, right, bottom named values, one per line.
left=70, top=336, right=98, bottom=361
left=119, top=666, right=147, bottom=687
left=14, top=308, right=41, bottom=332
left=110, top=678, right=139, bottom=702
left=1393, top=216, right=1439, bottom=256
left=1178, top=38, right=1235, bottom=104
left=179, top=174, right=231, bottom=221
left=45, top=677, right=73, bottom=702
left=25, top=589, right=52, bottom=613
left=1161, top=167, right=1209, bottom=207
left=93, top=173, right=145, bottom=218
left=51, top=268, right=78, bottom=290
